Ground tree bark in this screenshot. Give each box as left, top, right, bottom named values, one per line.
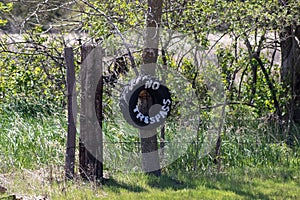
left=140, top=0, right=163, bottom=176
left=280, top=24, right=300, bottom=144
left=142, top=0, right=163, bottom=75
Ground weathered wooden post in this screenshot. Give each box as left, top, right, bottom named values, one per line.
left=64, top=47, right=76, bottom=180
left=79, top=46, right=103, bottom=181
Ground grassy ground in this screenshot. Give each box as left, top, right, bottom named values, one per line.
left=0, top=109, right=299, bottom=199
left=0, top=167, right=299, bottom=200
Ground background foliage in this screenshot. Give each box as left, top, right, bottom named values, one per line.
left=0, top=0, right=299, bottom=176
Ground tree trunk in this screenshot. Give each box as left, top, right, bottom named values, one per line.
left=140, top=0, right=163, bottom=176
left=280, top=25, right=300, bottom=144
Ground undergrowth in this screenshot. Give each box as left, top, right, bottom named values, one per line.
left=0, top=102, right=299, bottom=174
left=0, top=105, right=66, bottom=173
left=0, top=102, right=299, bottom=199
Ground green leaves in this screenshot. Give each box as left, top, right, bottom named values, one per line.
left=0, top=2, right=12, bottom=26
left=81, top=0, right=146, bottom=39
left=0, top=32, right=66, bottom=116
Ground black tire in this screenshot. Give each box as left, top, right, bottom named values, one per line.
left=119, top=75, right=172, bottom=130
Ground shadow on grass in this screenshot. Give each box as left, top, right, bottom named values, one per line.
left=103, top=168, right=299, bottom=198
left=104, top=178, right=148, bottom=193
left=204, top=174, right=272, bottom=200
left=145, top=174, right=196, bottom=191
left=104, top=174, right=196, bottom=193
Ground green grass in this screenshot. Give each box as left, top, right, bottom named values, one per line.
left=1, top=167, right=299, bottom=200
left=0, top=108, right=66, bottom=172
left=0, top=107, right=300, bottom=199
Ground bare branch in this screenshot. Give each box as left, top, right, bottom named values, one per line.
left=79, top=0, right=139, bottom=76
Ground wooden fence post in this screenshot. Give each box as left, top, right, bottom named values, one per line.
left=64, top=47, right=76, bottom=180
left=79, top=46, right=103, bottom=181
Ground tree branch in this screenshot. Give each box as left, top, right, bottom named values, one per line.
left=79, top=0, right=138, bottom=76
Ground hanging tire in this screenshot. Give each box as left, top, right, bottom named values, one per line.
left=119, top=75, right=172, bottom=130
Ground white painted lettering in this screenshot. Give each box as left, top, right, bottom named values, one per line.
left=144, top=116, right=149, bottom=124
left=145, top=80, right=160, bottom=90
left=133, top=105, right=139, bottom=113
left=136, top=112, right=144, bottom=121
left=162, top=105, right=170, bottom=112
left=163, top=99, right=171, bottom=106
left=155, top=114, right=161, bottom=122
left=132, top=96, right=171, bottom=126
left=145, top=80, right=153, bottom=89
left=152, top=81, right=160, bottom=90
left=150, top=117, right=155, bottom=124
left=159, top=110, right=168, bottom=118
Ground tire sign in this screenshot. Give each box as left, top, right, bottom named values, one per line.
left=120, top=75, right=172, bottom=129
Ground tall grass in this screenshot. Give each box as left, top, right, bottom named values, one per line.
left=0, top=99, right=299, bottom=175
left=0, top=100, right=299, bottom=199
left=0, top=104, right=66, bottom=173
left=164, top=106, right=300, bottom=174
